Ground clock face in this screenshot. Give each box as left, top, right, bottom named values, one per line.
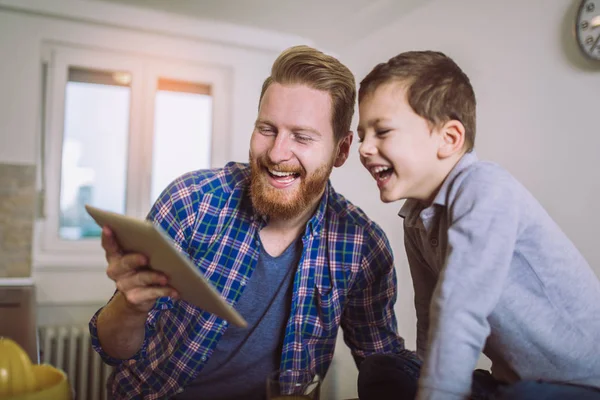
left=577, top=0, right=600, bottom=60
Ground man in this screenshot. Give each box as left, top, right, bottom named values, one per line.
left=89, top=45, right=404, bottom=400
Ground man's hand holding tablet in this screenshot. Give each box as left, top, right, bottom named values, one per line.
left=86, top=205, right=247, bottom=329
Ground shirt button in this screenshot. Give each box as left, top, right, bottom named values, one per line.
left=176, top=388, right=184, bottom=394
left=241, top=279, right=247, bottom=286
left=430, top=238, right=438, bottom=247
left=222, top=320, right=228, bottom=327
left=201, top=355, right=207, bottom=362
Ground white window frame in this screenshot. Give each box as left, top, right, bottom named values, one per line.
left=138, top=59, right=230, bottom=215
left=35, top=43, right=231, bottom=268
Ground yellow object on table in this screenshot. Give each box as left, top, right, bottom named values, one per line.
left=0, top=337, right=72, bottom=400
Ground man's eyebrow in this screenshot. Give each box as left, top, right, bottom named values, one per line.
left=255, top=119, right=276, bottom=127
left=256, top=120, right=322, bottom=137
left=292, top=125, right=322, bottom=137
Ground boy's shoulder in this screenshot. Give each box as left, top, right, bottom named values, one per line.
left=442, top=155, right=527, bottom=214
left=450, top=158, right=514, bottom=192
left=401, top=153, right=521, bottom=224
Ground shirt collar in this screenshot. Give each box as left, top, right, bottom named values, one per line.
left=305, top=182, right=330, bottom=237
left=398, top=151, right=478, bottom=218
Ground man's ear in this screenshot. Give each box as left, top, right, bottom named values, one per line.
left=334, top=132, right=353, bottom=167
left=437, top=120, right=465, bottom=159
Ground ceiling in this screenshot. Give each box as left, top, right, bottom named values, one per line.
left=92, top=0, right=427, bottom=51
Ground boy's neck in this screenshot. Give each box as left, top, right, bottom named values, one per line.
left=421, top=151, right=467, bottom=207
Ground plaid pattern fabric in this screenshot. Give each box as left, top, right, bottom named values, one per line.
left=89, top=162, right=404, bottom=400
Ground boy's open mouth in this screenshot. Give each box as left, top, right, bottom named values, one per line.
left=370, top=166, right=393, bottom=182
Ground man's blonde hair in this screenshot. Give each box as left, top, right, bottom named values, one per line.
left=259, top=45, right=356, bottom=142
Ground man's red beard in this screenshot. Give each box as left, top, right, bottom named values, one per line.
left=249, top=155, right=333, bottom=220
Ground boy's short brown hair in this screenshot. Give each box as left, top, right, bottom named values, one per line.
left=359, top=51, right=476, bottom=152
left=260, top=45, right=356, bottom=142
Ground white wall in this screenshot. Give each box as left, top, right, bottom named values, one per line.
left=0, top=0, right=308, bottom=310
left=0, top=1, right=303, bottom=166
left=3, top=0, right=600, bottom=398
left=0, top=3, right=369, bottom=398
left=327, top=0, right=600, bottom=397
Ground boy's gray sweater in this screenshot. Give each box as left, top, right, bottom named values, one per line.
left=401, top=152, right=600, bottom=400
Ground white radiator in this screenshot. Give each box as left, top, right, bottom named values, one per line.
left=38, top=325, right=113, bottom=400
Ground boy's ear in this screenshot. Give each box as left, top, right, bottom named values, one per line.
left=334, top=132, right=353, bottom=167
left=437, top=120, right=465, bottom=159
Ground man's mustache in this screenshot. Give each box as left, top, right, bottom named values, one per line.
left=255, top=157, right=304, bottom=176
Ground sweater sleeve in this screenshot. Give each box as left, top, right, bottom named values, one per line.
left=417, top=167, right=520, bottom=400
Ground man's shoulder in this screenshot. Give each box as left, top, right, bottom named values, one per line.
left=326, top=187, right=374, bottom=228
left=326, top=187, right=389, bottom=243
left=148, top=162, right=250, bottom=226
left=171, top=162, right=250, bottom=196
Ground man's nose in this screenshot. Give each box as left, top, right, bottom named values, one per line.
left=268, top=133, right=294, bottom=164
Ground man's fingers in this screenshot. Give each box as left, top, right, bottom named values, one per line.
left=121, top=253, right=148, bottom=271
left=107, top=254, right=148, bottom=281
left=101, top=227, right=121, bottom=263
left=116, top=270, right=168, bottom=293
left=124, top=286, right=177, bottom=306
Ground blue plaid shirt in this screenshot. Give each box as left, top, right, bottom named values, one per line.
left=89, top=162, right=404, bottom=399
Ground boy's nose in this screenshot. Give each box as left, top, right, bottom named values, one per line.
left=358, top=138, right=377, bottom=157
left=268, top=134, right=293, bottom=164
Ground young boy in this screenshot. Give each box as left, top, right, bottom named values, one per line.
left=355, top=51, right=600, bottom=400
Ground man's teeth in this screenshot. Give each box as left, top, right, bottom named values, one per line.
left=269, top=169, right=296, bottom=177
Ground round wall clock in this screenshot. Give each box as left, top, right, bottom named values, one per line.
left=576, top=0, right=600, bottom=60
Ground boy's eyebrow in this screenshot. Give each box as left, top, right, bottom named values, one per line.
left=369, top=118, right=391, bottom=126
left=357, top=117, right=391, bottom=132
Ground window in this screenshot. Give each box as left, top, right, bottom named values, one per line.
left=150, top=79, right=213, bottom=205
left=37, top=45, right=230, bottom=265
left=59, top=68, right=131, bottom=240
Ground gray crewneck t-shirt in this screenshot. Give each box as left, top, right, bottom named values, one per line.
left=401, top=152, right=600, bottom=400
left=174, top=236, right=301, bottom=400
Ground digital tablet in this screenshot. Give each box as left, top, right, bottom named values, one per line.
left=85, top=204, right=247, bottom=328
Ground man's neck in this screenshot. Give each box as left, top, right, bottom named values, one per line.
left=259, top=190, right=324, bottom=257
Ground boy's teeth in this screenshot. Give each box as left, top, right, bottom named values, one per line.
left=371, top=166, right=390, bottom=177
left=372, top=166, right=390, bottom=173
